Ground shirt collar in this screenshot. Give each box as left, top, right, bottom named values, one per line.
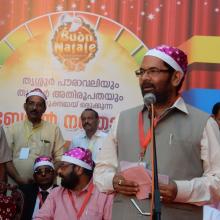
left=25, top=118, right=44, bottom=129
left=141, top=96, right=189, bottom=116
left=81, top=130, right=104, bottom=139
left=172, top=96, right=188, bottom=114
left=72, top=178, right=94, bottom=196
left=93, top=130, right=106, bottom=137
left=39, top=186, right=53, bottom=193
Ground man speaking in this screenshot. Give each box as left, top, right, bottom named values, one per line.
left=94, top=45, right=220, bottom=219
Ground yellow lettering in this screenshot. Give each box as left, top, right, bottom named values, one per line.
left=63, top=44, right=71, bottom=52
left=89, top=44, right=96, bottom=52
left=54, top=42, right=64, bottom=53
left=60, top=30, right=70, bottom=41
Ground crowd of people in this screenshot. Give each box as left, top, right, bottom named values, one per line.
left=0, top=45, right=220, bottom=220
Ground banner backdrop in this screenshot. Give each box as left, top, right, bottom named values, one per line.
left=0, top=0, right=220, bottom=141
left=0, top=11, right=145, bottom=140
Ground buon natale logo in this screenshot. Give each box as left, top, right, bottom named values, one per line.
left=52, top=14, right=98, bottom=71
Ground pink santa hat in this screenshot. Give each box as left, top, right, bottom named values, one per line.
left=33, top=155, right=54, bottom=171
left=145, top=45, right=188, bottom=75
left=61, top=147, right=94, bottom=170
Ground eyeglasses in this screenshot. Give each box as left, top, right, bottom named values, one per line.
left=34, top=168, right=54, bottom=176
left=130, top=199, right=151, bottom=216
left=135, top=68, right=169, bottom=77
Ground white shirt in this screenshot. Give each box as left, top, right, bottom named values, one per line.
left=94, top=97, right=220, bottom=206
left=203, top=206, right=220, bottom=220
left=32, top=186, right=53, bottom=219
left=70, top=129, right=108, bottom=163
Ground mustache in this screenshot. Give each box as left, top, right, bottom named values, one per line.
left=83, top=123, right=91, bottom=126
left=30, top=110, right=38, bottom=114
left=141, top=82, right=155, bottom=89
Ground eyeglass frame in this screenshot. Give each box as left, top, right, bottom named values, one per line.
left=34, top=167, right=54, bottom=176
left=135, top=67, right=170, bottom=77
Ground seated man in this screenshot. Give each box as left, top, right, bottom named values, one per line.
left=0, top=126, right=12, bottom=182
left=70, top=109, right=107, bottom=163
left=35, top=147, right=113, bottom=220
left=5, top=88, right=65, bottom=184
left=20, top=156, right=57, bottom=220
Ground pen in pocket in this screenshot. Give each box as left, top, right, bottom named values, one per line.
left=169, top=133, right=173, bottom=145
left=41, top=139, right=50, bottom=144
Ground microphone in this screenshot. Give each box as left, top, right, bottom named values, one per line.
left=143, top=93, right=161, bottom=219
left=143, top=93, right=156, bottom=108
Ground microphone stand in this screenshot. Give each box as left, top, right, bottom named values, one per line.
left=150, top=103, right=161, bottom=220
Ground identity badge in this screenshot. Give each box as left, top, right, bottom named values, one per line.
left=19, top=148, right=30, bottom=160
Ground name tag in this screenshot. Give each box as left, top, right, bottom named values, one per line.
left=19, top=148, right=30, bottom=160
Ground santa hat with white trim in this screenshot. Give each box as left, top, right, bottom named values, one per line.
left=26, top=88, right=47, bottom=101
left=145, top=45, right=188, bottom=75
left=61, top=147, right=94, bottom=170
left=33, top=155, right=54, bottom=171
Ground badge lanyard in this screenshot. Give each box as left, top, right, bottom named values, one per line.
left=138, top=95, right=180, bottom=160
left=68, top=182, right=94, bottom=220
left=138, top=111, right=158, bottom=161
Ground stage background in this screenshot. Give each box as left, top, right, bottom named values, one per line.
left=0, top=0, right=219, bottom=141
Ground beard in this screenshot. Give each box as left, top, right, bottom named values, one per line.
left=154, top=91, right=171, bottom=104
left=141, top=86, right=170, bottom=105
left=60, top=170, right=79, bottom=190
left=141, top=78, right=173, bottom=105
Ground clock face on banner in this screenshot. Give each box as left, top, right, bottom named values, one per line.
left=0, top=11, right=146, bottom=140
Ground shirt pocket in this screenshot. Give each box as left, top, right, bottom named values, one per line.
left=169, top=137, right=200, bottom=163
left=40, top=140, right=51, bottom=155
left=31, top=140, right=51, bottom=156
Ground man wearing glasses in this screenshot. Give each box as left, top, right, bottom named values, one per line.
left=19, top=155, right=57, bottom=220
left=94, top=45, right=220, bottom=219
